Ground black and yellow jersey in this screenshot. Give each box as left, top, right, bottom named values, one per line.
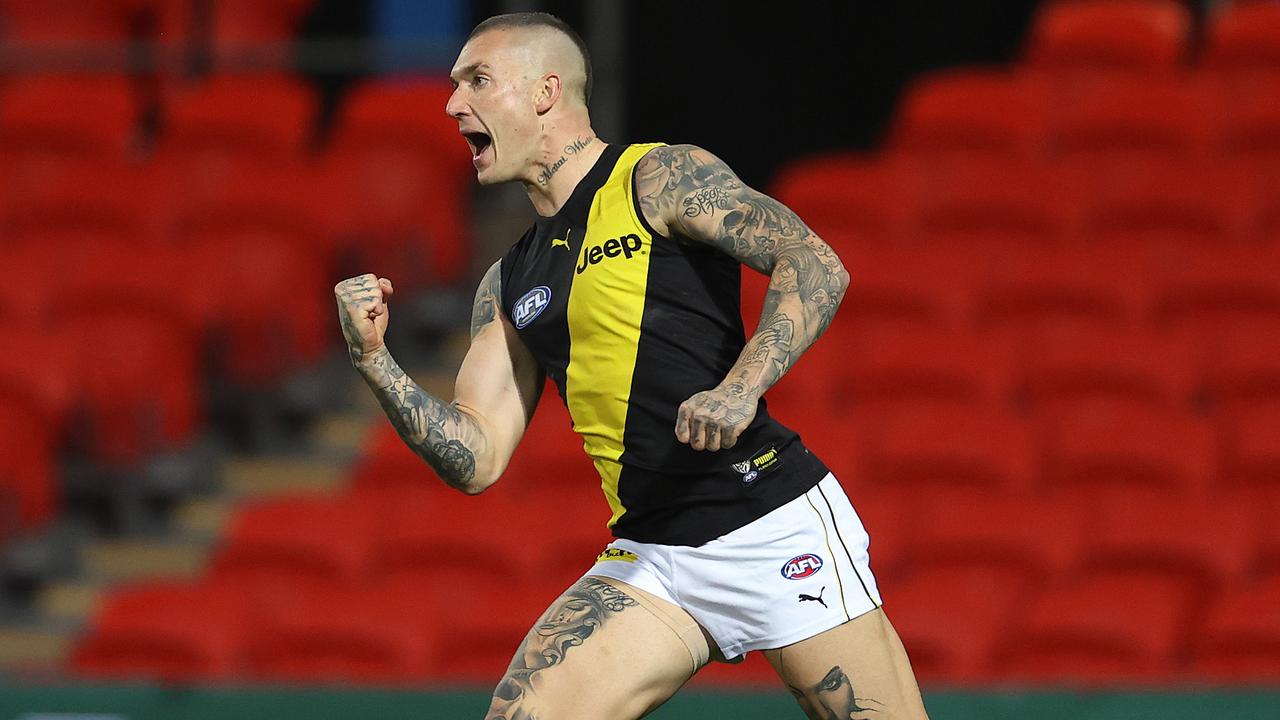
left=500, top=143, right=829, bottom=546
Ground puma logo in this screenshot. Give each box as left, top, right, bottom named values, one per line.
left=551, top=228, right=572, bottom=251
left=798, top=586, right=827, bottom=609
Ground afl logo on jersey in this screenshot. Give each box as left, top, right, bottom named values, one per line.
left=512, top=286, right=551, bottom=329
left=781, top=554, right=824, bottom=580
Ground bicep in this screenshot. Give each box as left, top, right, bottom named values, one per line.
left=634, top=144, right=819, bottom=275
left=453, top=262, right=544, bottom=475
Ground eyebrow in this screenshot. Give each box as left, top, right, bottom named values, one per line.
left=449, top=62, right=491, bottom=83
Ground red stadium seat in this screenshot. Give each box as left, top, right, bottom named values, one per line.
left=828, top=245, right=973, bottom=329
left=160, top=75, right=316, bottom=159
left=332, top=79, right=473, bottom=182
left=1192, top=576, right=1280, bottom=681
left=770, top=154, right=912, bottom=248
left=324, top=78, right=473, bottom=288
left=53, top=302, right=202, bottom=465
left=179, top=223, right=331, bottom=387
left=909, top=489, right=1084, bottom=582
left=1043, top=399, right=1216, bottom=496
left=1050, top=74, right=1215, bottom=160
left=244, top=582, right=438, bottom=684
left=859, top=406, right=1037, bottom=494
left=323, top=144, right=470, bottom=288
left=209, top=495, right=379, bottom=596
left=1026, top=0, right=1191, bottom=73
left=71, top=581, right=248, bottom=682
left=995, top=573, right=1193, bottom=683
left=0, top=398, right=58, bottom=531
left=910, top=158, right=1080, bottom=247
left=1200, top=320, right=1280, bottom=409
left=1219, top=401, right=1280, bottom=495
left=891, top=69, right=1051, bottom=158
left=1017, top=322, right=1198, bottom=410
left=1258, top=492, right=1280, bottom=576
left=1204, top=2, right=1280, bottom=72
left=832, top=325, right=1017, bottom=409
left=1152, top=246, right=1280, bottom=329
left=430, top=574, right=566, bottom=684
left=1215, top=74, right=1280, bottom=160
left=0, top=0, right=141, bottom=42
left=0, top=76, right=138, bottom=159
left=368, top=484, right=533, bottom=588
left=1078, top=489, right=1256, bottom=595
left=971, top=245, right=1151, bottom=332
left=887, top=565, right=1025, bottom=683
left=1079, top=157, right=1255, bottom=249
left=1, top=161, right=158, bottom=244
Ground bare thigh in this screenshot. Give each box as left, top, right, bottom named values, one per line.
left=763, top=608, right=930, bottom=720
left=484, top=575, right=709, bottom=720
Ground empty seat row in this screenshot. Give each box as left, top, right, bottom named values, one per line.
left=0, top=0, right=314, bottom=48
left=1025, top=0, right=1280, bottom=74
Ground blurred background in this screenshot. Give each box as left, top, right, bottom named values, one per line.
left=1, top=0, right=1279, bottom=717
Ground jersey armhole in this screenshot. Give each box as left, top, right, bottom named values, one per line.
left=628, top=147, right=667, bottom=241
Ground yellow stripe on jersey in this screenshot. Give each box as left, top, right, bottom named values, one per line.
left=565, top=143, right=664, bottom=527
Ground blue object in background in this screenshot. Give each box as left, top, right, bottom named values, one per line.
left=373, top=0, right=464, bottom=72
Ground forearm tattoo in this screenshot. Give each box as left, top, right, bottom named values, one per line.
left=788, top=665, right=885, bottom=720
left=635, top=144, right=849, bottom=398
left=357, top=264, right=501, bottom=491
left=359, top=350, right=485, bottom=492
left=487, top=578, right=638, bottom=720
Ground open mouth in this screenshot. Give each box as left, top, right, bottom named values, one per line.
left=462, top=131, right=493, bottom=163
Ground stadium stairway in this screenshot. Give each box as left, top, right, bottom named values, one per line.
left=0, top=335, right=469, bottom=679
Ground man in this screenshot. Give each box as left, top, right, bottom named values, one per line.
left=335, top=12, right=930, bottom=720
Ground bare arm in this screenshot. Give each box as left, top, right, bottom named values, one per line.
left=335, top=263, right=543, bottom=493
left=634, top=144, right=849, bottom=452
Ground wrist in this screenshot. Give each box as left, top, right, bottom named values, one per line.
left=719, top=379, right=761, bottom=402
left=353, top=344, right=391, bottom=372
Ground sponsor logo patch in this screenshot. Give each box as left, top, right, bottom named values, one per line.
left=596, top=547, right=639, bottom=563
left=512, top=285, right=551, bottom=329
left=781, top=553, right=824, bottom=580
left=575, top=233, right=644, bottom=275
left=733, top=445, right=782, bottom=483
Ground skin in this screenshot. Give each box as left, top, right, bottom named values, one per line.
left=335, top=20, right=926, bottom=720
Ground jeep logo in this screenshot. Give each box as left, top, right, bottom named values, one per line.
left=575, top=234, right=643, bottom=275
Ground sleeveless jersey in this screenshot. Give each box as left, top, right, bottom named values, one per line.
left=500, top=143, right=829, bottom=546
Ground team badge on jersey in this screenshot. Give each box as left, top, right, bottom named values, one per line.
left=781, top=553, right=824, bottom=580
left=512, top=286, right=551, bottom=329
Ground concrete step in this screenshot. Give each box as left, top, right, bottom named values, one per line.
left=37, top=582, right=103, bottom=625
left=0, top=626, right=73, bottom=669
left=82, top=539, right=207, bottom=584
left=221, top=456, right=346, bottom=498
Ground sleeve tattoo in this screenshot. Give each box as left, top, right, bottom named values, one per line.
left=356, top=263, right=502, bottom=492
left=635, top=144, right=850, bottom=397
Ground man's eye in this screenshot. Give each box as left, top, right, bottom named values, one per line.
left=475, top=76, right=489, bottom=88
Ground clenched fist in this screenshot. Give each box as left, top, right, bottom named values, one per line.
left=675, top=383, right=759, bottom=452
left=335, top=274, right=395, bottom=365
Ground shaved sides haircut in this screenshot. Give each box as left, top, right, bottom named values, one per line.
left=468, top=12, right=594, bottom=105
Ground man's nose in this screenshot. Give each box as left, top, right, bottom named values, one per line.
left=445, top=88, right=468, bottom=119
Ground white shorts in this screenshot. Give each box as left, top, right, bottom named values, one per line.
left=584, top=473, right=883, bottom=660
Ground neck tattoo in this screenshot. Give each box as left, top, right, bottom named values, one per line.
left=536, top=135, right=596, bottom=186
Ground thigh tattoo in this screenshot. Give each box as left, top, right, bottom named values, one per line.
left=788, top=665, right=885, bottom=720
left=488, top=577, right=638, bottom=720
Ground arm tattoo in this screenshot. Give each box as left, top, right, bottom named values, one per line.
left=358, top=349, right=485, bottom=492
left=488, top=578, right=637, bottom=719
left=787, top=665, right=885, bottom=719
left=635, top=144, right=850, bottom=399
left=357, top=263, right=503, bottom=492
left=471, top=261, right=502, bottom=338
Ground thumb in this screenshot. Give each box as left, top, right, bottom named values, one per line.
left=378, top=277, right=395, bottom=299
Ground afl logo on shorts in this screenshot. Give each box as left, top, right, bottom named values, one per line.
left=781, top=554, right=824, bottom=580
left=512, top=286, right=551, bottom=329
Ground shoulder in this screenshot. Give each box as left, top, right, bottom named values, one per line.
left=634, top=144, right=743, bottom=238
